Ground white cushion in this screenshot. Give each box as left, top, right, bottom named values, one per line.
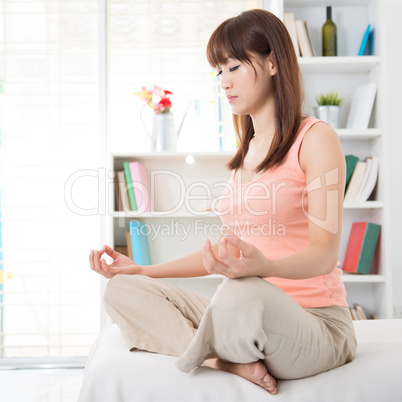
left=78, top=319, right=402, bottom=402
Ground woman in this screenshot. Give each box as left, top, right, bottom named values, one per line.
left=89, top=9, right=356, bottom=395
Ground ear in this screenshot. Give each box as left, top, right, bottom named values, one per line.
left=266, top=54, right=277, bottom=76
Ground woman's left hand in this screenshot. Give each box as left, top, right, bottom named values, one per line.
left=201, top=231, right=269, bottom=278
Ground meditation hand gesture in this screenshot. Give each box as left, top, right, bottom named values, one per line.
left=201, top=231, right=269, bottom=279
left=89, top=245, right=142, bottom=278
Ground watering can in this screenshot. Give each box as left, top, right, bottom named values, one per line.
left=140, top=103, right=189, bottom=152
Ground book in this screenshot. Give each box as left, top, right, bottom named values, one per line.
left=344, top=161, right=368, bottom=202
left=128, top=221, right=151, bottom=265
left=358, top=24, right=372, bottom=56
left=342, top=222, right=381, bottom=274
left=356, top=156, right=379, bottom=202
left=115, top=246, right=129, bottom=257
left=116, top=171, right=131, bottom=212
left=125, top=231, right=133, bottom=260
left=295, top=20, right=314, bottom=57
left=304, top=21, right=317, bottom=56
left=284, top=13, right=300, bottom=57
left=354, top=303, right=368, bottom=320
left=349, top=307, right=359, bottom=320
left=123, top=162, right=137, bottom=211
left=346, top=83, right=377, bottom=130
left=129, top=161, right=151, bottom=213
left=114, top=172, right=120, bottom=211
left=355, top=157, right=373, bottom=201
left=349, top=304, right=368, bottom=320
left=345, top=155, right=359, bottom=191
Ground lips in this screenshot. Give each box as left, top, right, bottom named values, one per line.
left=227, top=95, right=237, bottom=103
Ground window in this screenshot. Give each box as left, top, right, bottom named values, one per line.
left=107, top=0, right=262, bottom=153
left=0, top=0, right=262, bottom=359
left=0, top=0, right=101, bottom=358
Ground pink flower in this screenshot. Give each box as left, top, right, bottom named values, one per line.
left=134, top=85, right=173, bottom=114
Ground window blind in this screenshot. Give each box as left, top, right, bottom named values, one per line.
left=0, top=0, right=101, bottom=358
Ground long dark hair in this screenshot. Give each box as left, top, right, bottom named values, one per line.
left=206, top=9, right=304, bottom=173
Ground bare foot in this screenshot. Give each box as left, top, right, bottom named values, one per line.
left=203, top=358, right=277, bottom=394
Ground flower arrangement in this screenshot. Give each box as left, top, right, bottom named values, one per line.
left=134, top=85, right=173, bottom=114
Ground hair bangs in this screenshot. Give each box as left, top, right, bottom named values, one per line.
left=206, top=18, right=252, bottom=68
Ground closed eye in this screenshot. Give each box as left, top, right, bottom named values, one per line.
left=215, top=65, right=240, bottom=77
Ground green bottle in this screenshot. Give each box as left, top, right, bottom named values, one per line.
left=322, top=6, right=337, bottom=56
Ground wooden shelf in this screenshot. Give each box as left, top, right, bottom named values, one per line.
left=342, top=274, right=385, bottom=283
left=298, top=56, right=380, bottom=74
left=343, top=201, right=383, bottom=209
left=112, top=151, right=235, bottom=160
left=337, top=129, right=381, bottom=140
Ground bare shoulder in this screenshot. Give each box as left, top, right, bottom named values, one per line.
left=302, top=121, right=340, bottom=151
left=299, top=121, right=344, bottom=173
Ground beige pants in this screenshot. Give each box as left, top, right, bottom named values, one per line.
left=103, top=275, right=357, bottom=380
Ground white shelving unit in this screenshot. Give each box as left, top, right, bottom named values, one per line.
left=281, top=0, right=392, bottom=318
left=106, top=0, right=393, bottom=317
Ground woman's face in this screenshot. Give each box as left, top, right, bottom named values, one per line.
left=216, top=53, right=276, bottom=116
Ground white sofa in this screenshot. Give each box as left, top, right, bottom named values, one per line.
left=78, top=319, right=402, bottom=402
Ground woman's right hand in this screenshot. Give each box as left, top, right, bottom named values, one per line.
left=89, top=245, right=142, bottom=278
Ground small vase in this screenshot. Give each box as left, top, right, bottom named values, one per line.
left=314, top=105, right=340, bottom=129
left=152, top=112, right=176, bottom=152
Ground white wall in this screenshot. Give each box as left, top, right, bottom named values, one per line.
left=383, top=0, right=402, bottom=313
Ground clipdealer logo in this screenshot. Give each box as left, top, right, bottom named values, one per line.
left=128, top=219, right=287, bottom=241
left=64, top=167, right=340, bottom=235
left=302, top=167, right=340, bottom=234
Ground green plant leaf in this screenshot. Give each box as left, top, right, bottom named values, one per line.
left=315, top=91, right=343, bottom=106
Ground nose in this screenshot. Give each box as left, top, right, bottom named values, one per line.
left=220, top=71, right=232, bottom=91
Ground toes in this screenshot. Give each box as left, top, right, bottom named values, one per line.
left=260, top=372, right=277, bottom=394
left=263, top=373, right=276, bottom=387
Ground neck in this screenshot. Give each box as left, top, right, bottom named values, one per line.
left=249, top=98, right=276, bottom=140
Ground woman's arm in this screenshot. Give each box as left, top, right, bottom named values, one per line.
left=89, top=236, right=225, bottom=279
left=201, top=122, right=346, bottom=280
left=142, top=246, right=215, bottom=278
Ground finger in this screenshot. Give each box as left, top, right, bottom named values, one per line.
left=203, top=239, right=227, bottom=275
left=89, top=250, right=95, bottom=271
left=224, top=232, right=252, bottom=257
left=201, top=242, right=212, bottom=273
left=100, top=258, right=116, bottom=276
left=218, top=237, right=228, bottom=259
left=104, top=245, right=120, bottom=260
left=91, top=250, right=103, bottom=274
left=218, top=237, right=241, bottom=267
left=91, top=250, right=101, bottom=273
left=201, top=240, right=218, bottom=273
left=94, top=250, right=105, bottom=274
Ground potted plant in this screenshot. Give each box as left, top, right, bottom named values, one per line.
left=314, top=91, right=343, bottom=129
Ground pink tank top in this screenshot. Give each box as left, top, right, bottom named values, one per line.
left=217, top=116, right=348, bottom=308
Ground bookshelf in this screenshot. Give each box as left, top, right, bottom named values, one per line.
left=106, top=0, right=393, bottom=317
left=281, top=0, right=392, bottom=319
